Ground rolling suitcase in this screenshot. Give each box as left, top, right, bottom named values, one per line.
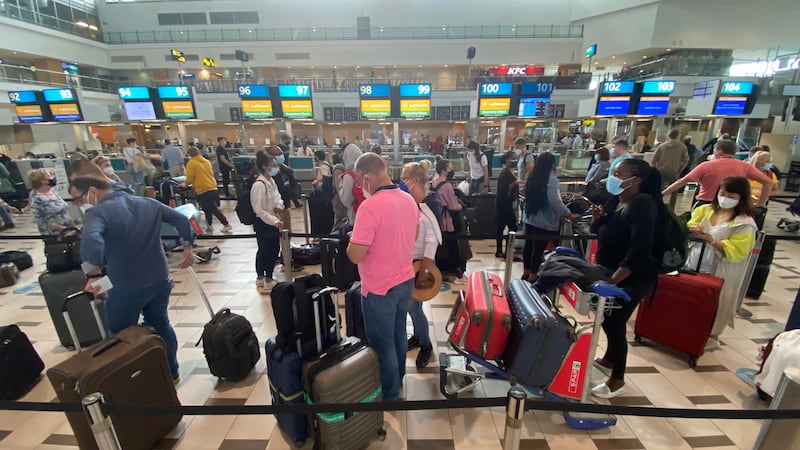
left=46, top=292, right=182, bottom=450
left=634, top=272, right=722, bottom=366
left=448, top=271, right=511, bottom=362
left=39, top=271, right=107, bottom=349
left=320, top=235, right=358, bottom=290
left=345, top=282, right=368, bottom=344
left=303, top=336, right=385, bottom=450
left=306, top=192, right=334, bottom=235
left=503, top=280, right=577, bottom=388
left=0, top=324, right=44, bottom=400
left=746, top=236, right=775, bottom=300
left=464, top=193, right=497, bottom=236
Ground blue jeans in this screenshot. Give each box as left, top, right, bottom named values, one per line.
left=361, top=278, right=414, bottom=401
left=0, top=205, right=13, bottom=225
left=469, top=176, right=484, bottom=196
left=407, top=301, right=430, bottom=346
left=129, top=166, right=145, bottom=195
left=104, top=279, right=179, bottom=378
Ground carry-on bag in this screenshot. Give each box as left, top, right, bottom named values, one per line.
left=0, top=324, right=44, bottom=400
left=271, top=274, right=337, bottom=358
left=302, top=336, right=385, bottom=450
left=746, top=235, right=775, bottom=299
left=320, top=235, right=358, bottom=290
left=292, top=243, right=322, bottom=266
left=0, top=262, right=19, bottom=287
left=306, top=192, right=334, bottom=236
left=503, top=280, right=577, bottom=389
left=345, top=282, right=369, bottom=344
left=0, top=250, right=33, bottom=271
left=634, top=242, right=723, bottom=366
left=266, top=286, right=339, bottom=446
left=448, top=270, right=511, bottom=362
left=39, top=270, right=107, bottom=349
left=464, top=193, right=497, bottom=236
left=188, top=267, right=260, bottom=381
left=755, top=330, right=800, bottom=402
left=46, top=292, right=182, bottom=450
left=43, top=228, right=82, bottom=273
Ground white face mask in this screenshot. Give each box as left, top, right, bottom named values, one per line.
left=717, top=195, right=739, bottom=209
left=361, top=178, right=372, bottom=199
left=514, top=148, right=522, bottom=156
left=102, top=166, right=114, bottom=176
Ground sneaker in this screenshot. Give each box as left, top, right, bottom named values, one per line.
left=452, top=276, right=466, bottom=286
left=1, top=223, right=15, bottom=229
left=204, top=226, right=214, bottom=233
left=256, top=276, right=266, bottom=288
left=221, top=224, right=233, bottom=233
left=262, top=279, right=276, bottom=293
left=495, top=252, right=505, bottom=258
left=591, top=382, right=627, bottom=399
left=416, top=344, right=433, bottom=368
left=704, top=338, right=721, bottom=351
left=407, top=335, right=421, bottom=351
left=291, top=263, right=305, bottom=272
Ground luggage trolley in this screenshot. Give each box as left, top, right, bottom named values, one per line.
left=439, top=248, right=630, bottom=430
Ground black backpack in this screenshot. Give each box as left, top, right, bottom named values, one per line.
left=270, top=274, right=336, bottom=357
left=201, top=309, right=261, bottom=381
left=235, top=179, right=265, bottom=225
left=423, top=190, right=444, bottom=231
left=659, top=208, right=689, bottom=273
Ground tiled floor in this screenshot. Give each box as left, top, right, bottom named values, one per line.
left=0, top=191, right=797, bottom=450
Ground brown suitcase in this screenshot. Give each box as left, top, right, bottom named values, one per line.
left=46, top=292, right=182, bottom=450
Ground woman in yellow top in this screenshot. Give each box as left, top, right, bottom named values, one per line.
left=748, top=150, right=778, bottom=201
left=686, top=176, right=756, bottom=349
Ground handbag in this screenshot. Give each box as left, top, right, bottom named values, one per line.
left=43, top=228, right=82, bottom=273
left=0, top=263, right=20, bottom=287
left=133, top=153, right=157, bottom=176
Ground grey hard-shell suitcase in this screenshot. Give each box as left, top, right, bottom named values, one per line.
left=302, top=336, right=385, bottom=449
left=502, top=280, right=577, bottom=389
left=39, top=271, right=107, bottom=349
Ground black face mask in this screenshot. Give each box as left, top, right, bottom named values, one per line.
left=48, top=177, right=57, bottom=187
left=446, top=170, right=455, bottom=181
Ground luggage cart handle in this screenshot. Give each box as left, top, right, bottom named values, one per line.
left=591, top=282, right=630, bottom=303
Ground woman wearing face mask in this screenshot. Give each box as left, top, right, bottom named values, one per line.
left=401, top=160, right=442, bottom=367
left=431, top=157, right=467, bottom=283
left=685, top=176, right=756, bottom=349
left=251, top=151, right=284, bottom=292
left=92, top=156, right=123, bottom=183
left=522, top=152, right=580, bottom=282
left=748, top=150, right=778, bottom=202
left=27, top=168, right=73, bottom=235
left=585, top=147, right=611, bottom=184
left=590, top=159, right=662, bottom=398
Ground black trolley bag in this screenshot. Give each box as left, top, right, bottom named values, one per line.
left=320, top=227, right=359, bottom=290
left=39, top=270, right=108, bottom=349
left=46, top=292, right=182, bottom=450
left=189, top=266, right=260, bottom=381
left=0, top=324, right=44, bottom=400
left=503, top=279, right=577, bottom=389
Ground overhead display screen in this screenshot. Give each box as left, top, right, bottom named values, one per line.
left=600, top=81, right=635, bottom=95
left=720, top=81, right=754, bottom=95
left=641, top=80, right=675, bottom=94
left=123, top=101, right=157, bottom=121
left=238, top=84, right=270, bottom=99
left=714, top=97, right=748, bottom=115
left=596, top=96, right=632, bottom=115
left=360, top=99, right=392, bottom=119
left=399, top=84, right=431, bottom=97
left=161, top=101, right=196, bottom=119
left=157, top=86, right=191, bottom=99
left=400, top=99, right=431, bottom=118
left=15, top=105, right=45, bottom=123
left=241, top=100, right=274, bottom=119
left=281, top=100, right=313, bottom=118
left=49, top=103, right=82, bottom=121
left=8, top=91, right=38, bottom=104
left=520, top=82, right=553, bottom=96
left=359, top=84, right=390, bottom=98
left=636, top=97, right=670, bottom=115
left=518, top=97, right=550, bottom=117
left=42, top=88, right=75, bottom=103
left=479, top=82, right=513, bottom=97
left=479, top=98, right=511, bottom=116
left=117, top=86, right=151, bottom=100
left=278, top=84, right=311, bottom=98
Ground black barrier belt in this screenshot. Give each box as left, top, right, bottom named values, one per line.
left=1, top=398, right=800, bottom=421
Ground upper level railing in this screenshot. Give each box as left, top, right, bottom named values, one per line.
left=0, top=3, right=103, bottom=42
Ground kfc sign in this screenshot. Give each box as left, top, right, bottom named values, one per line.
left=488, top=65, right=544, bottom=76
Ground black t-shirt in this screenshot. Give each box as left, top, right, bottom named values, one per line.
left=496, top=168, right=518, bottom=212
left=216, top=145, right=231, bottom=172
left=591, top=193, right=659, bottom=291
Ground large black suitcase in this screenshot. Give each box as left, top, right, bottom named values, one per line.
left=503, top=280, right=576, bottom=389
left=307, top=192, right=334, bottom=235
left=345, top=282, right=368, bottom=343
left=746, top=236, right=776, bottom=299
left=464, top=193, right=497, bottom=236
left=39, top=271, right=107, bottom=349
left=0, top=324, right=44, bottom=400
left=320, top=236, right=358, bottom=290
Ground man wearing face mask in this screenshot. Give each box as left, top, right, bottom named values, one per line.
left=662, top=140, right=773, bottom=209
left=514, top=138, right=534, bottom=184
left=70, top=176, right=195, bottom=384
left=347, top=153, right=419, bottom=401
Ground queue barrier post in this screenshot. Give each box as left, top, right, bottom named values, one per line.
left=754, top=367, right=800, bottom=449
left=82, top=393, right=121, bottom=450
left=281, top=229, right=293, bottom=280
left=502, top=386, right=526, bottom=450
left=503, top=232, right=516, bottom=288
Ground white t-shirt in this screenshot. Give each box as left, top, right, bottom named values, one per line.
left=413, top=203, right=443, bottom=261
left=122, top=146, right=141, bottom=163
left=467, top=152, right=488, bottom=179
left=517, top=153, right=534, bottom=181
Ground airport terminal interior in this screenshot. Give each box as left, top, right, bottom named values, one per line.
left=1, top=0, right=800, bottom=449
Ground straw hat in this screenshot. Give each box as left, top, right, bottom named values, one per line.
left=412, top=261, right=443, bottom=302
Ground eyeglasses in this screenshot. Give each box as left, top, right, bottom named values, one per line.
left=75, top=190, right=89, bottom=204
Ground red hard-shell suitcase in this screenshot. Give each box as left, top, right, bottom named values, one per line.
left=634, top=272, right=723, bottom=366
left=448, top=271, right=511, bottom=362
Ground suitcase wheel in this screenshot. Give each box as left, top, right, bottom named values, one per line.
left=634, top=334, right=642, bottom=344
left=688, top=356, right=697, bottom=368
left=377, top=428, right=387, bottom=441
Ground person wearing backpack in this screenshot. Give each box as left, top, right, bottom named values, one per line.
left=590, top=158, right=661, bottom=399
left=495, top=152, right=521, bottom=258
left=250, top=151, right=284, bottom=292
left=431, top=158, right=467, bottom=283
left=311, top=150, right=333, bottom=199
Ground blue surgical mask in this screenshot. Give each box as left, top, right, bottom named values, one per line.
left=268, top=167, right=279, bottom=177
left=594, top=154, right=599, bottom=162
left=606, top=175, right=632, bottom=196
left=48, top=177, right=57, bottom=187
left=762, top=162, right=773, bottom=171
left=398, top=181, right=409, bottom=193
left=275, top=154, right=285, bottom=165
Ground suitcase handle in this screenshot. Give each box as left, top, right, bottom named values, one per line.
left=90, top=337, right=121, bottom=358
left=187, top=266, right=215, bottom=319
left=62, top=291, right=108, bottom=352
left=489, top=279, right=503, bottom=298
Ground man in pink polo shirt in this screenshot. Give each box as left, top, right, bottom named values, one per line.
left=347, top=153, right=419, bottom=401
left=663, top=139, right=773, bottom=209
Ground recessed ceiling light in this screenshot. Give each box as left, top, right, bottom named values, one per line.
left=642, top=55, right=647, bottom=59
left=611, top=56, right=615, bottom=59
left=666, top=48, right=672, bottom=51
left=418, top=65, right=422, bottom=68
left=445, top=65, right=448, bottom=68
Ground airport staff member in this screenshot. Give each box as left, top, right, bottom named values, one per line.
left=347, top=153, right=418, bottom=401
left=72, top=176, right=195, bottom=383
